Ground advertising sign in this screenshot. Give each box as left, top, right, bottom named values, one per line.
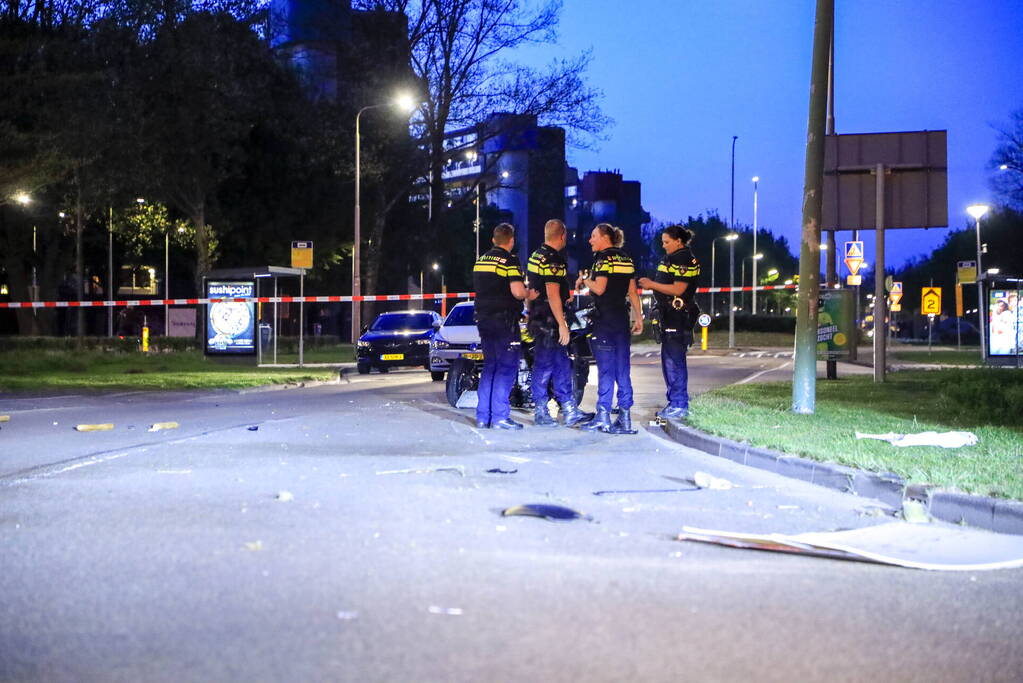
left=816, top=289, right=855, bottom=360
left=988, top=287, right=1022, bottom=357
left=205, top=280, right=256, bottom=355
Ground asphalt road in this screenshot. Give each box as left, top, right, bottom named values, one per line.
left=1, top=354, right=1020, bottom=682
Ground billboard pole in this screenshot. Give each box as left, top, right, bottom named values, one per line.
left=792, top=0, right=833, bottom=415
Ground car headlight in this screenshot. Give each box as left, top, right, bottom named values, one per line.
left=415, top=338, right=431, bottom=345
left=357, top=341, right=370, bottom=348
left=432, top=338, right=450, bottom=349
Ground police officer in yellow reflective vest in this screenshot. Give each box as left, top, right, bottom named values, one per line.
left=527, top=219, right=591, bottom=428
left=472, top=223, right=530, bottom=430
left=638, top=225, right=701, bottom=419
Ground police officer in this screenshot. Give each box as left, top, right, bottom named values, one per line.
left=577, top=223, right=644, bottom=434
left=527, top=219, right=591, bottom=428
left=472, top=223, right=530, bottom=430
left=638, top=225, right=700, bottom=419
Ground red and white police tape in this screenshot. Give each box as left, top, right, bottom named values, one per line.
left=0, top=284, right=797, bottom=309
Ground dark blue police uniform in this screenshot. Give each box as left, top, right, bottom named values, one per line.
left=527, top=243, right=573, bottom=409
left=472, top=246, right=524, bottom=427
left=588, top=247, right=636, bottom=415
left=652, top=246, right=700, bottom=414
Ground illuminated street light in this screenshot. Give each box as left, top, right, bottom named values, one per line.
left=15, top=192, right=31, bottom=205
left=966, top=204, right=990, bottom=359
left=354, top=91, right=420, bottom=342
left=752, top=176, right=760, bottom=314
left=710, top=233, right=739, bottom=316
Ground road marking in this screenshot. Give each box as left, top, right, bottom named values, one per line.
left=735, top=361, right=792, bottom=385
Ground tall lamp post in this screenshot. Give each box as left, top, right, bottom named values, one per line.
left=967, top=204, right=990, bottom=360
left=432, top=262, right=447, bottom=316
left=741, top=253, right=763, bottom=311
left=729, top=135, right=738, bottom=348
left=353, top=92, right=418, bottom=343
left=710, top=234, right=737, bottom=316
left=751, top=176, right=760, bottom=314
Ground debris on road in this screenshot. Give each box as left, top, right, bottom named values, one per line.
left=693, top=471, right=734, bottom=490
left=148, top=421, right=180, bottom=432
left=247, top=425, right=259, bottom=431
left=243, top=540, right=264, bottom=551
left=855, top=430, right=978, bottom=448
left=0, top=415, right=10, bottom=422
left=376, top=466, right=466, bottom=477
left=156, top=469, right=192, bottom=475
left=502, top=503, right=590, bottom=522
left=276, top=491, right=294, bottom=502
left=593, top=487, right=699, bottom=496
left=336, top=610, right=359, bottom=620
left=428, top=606, right=464, bottom=616
left=776, top=505, right=800, bottom=510
left=485, top=468, right=518, bottom=474
left=74, top=423, right=114, bottom=432
left=676, top=522, right=1023, bottom=571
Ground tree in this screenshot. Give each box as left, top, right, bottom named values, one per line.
left=991, top=106, right=1023, bottom=211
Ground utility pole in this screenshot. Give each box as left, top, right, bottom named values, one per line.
left=824, top=25, right=839, bottom=377
left=792, top=0, right=833, bottom=414
left=729, top=135, right=737, bottom=348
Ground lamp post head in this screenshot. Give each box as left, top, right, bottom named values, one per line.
left=136, top=197, right=146, bottom=204
left=966, top=204, right=990, bottom=220
left=14, top=192, right=31, bottom=205
left=432, top=262, right=439, bottom=271
left=752, top=176, right=759, bottom=183
left=999, top=164, right=1009, bottom=171
left=767, top=268, right=778, bottom=275
left=394, top=92, right=418, bottom=113
left=725, top=233, right=738, bottom=241
left=753, top=253, right=763, bottom=260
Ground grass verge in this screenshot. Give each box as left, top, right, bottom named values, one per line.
left=0, top=350, right=340, bottom=391
left=689, top=369, right=1023, bottom=500
left=890, top=348, right=982, bottom=366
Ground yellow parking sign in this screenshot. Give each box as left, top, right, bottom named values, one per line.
left=921, top=287, right=942, bottom=316
left=291, top=241, right=313, bottom=269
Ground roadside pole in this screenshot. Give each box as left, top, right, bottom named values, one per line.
left=873, top=163, right=887, bottom=383
left=792, top=0, right=833, bottom=414
left=824, top=30, right=838, bottom=380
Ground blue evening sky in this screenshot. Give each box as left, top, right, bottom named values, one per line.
left=516, top=0, right=1023, bottom=270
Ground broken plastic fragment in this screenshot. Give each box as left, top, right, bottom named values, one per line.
left=247, top=425, right=259, bottom=431
left=148, top=421, right=180, bottom=432
left=75, top=423, right=114, bottom=432
left=0, top=415, right=10, bottom=422
left=485, top=468, right=518, bottom=474
left=276, top=491, right=294, bottom=502
left=502, top=503, right=590, bottom=521
left=428, top=606, right=464, bottom=615
left=693, top=471, right=734, bottom=490
left=244, top=540, right=264, bottom=551
left=336, top=610, right=359, bottom=620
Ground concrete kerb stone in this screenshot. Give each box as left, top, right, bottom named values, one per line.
left=658, top=419, right=1023, bottom=535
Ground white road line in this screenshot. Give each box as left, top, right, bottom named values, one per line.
left=735, top=361, right=792, bottom=385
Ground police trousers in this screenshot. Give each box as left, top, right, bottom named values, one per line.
left=531, top=342, right=573, bottom=407
left=590, top=321, right=633, bottom=411
left=477, top=316, right=521, bottom=424
left=661, top=329, right=693, bottom=410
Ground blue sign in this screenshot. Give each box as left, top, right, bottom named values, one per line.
left=206, top=280, right=255, bottom=354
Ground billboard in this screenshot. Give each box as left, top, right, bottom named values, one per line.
left=206, top=280, right=256, bottom=354
left=816, top=289, right=855, bottom=360
left=988, top=285, right=1022, bottom=357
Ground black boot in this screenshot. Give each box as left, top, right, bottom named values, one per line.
left=608, top=408, right=638, bottom=434
left=559, top=400, right=593, bottom=427
left=581, top=407, right=612, bottom=432
left=533, top=403, right=558, bottom=427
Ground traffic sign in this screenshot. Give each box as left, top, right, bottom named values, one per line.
left=844, top=241, right=864, bottom=276
left=291, top=241, right=313, bottom=269
left=889, top=281, right=903, bottom=311
left=955, top=283, right=964, bottom=317
left=921, top=287, right=942, bottom=315
left=697, top=313, right=712, bottom=328
left=957, top=260, right=977, bottom=284
left=846, top=274, right=862, bottom=286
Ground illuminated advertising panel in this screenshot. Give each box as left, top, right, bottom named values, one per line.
left=988, top=286, right=1022, bottom=357
left=206, top=280, right=256, bottom=354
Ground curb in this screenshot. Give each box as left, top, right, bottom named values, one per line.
left=660, top=420, right=1023, bottom=536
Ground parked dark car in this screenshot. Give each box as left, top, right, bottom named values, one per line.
left=933, top=316, right=979, bottom=344
left=356, top=310, right=442, bottom=374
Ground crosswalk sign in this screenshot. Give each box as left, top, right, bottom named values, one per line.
left=889, top=281, right=903, bottom=312
left=844, top=241, right=864, bottom=276
left=921, top=287, right=942, bottom=316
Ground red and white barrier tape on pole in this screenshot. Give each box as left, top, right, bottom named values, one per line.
left=0, top=284, right=796, bottom=309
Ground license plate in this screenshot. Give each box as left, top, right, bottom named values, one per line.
left=380, top=353, right=404, bottom=361
left=461, top=352, right=484, bottom=361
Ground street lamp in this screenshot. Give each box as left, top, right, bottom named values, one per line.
left=967, top=203, right=990, bottom=359
left=752, top=176, right=760, bottom=314
left=353, top=92, right=419, bottom=343
left=729, top=136, right=737, bottom=348
left=710, top=233, right=737, bottom=316
left=165, top=225, right=186, bottom=334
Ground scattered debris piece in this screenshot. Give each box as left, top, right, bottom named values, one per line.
left=156, top=469, right=192, bottom=475
left=693, top=471, right=734, bottom=490
left=75, top=423, right=114, bottom=432
left=243, top=540, right=264, bottom=551
left=855, top=430, right=978, bottom=449
left=0, top=415, right=10, bottom=422
left=335, top=610, right=359, bottom=620
left=776, top=505, right=800, bottom=510
left=376, top=466, right=465, bottom=477
left=499, top=455, right=531, bottom=464
left=428, top=606, right=464, bottom=616
left=501, top=503, right=590, bottom=522
left=858, top=506, right=893, bottom=518
left=677, top=523, right=1023, bottom=571
left=148, top=421, right=180, bottom=432
left=247, top=425, right=259, bottom=431
left=485, top=468, right=518, bottom=474
left=593, top=487, right=699, bottom=496
left=901, top=500, right=931, bottom=524
left=276, top=491, right=294, bottom=502
left=495, top=525, right=507, bottom=532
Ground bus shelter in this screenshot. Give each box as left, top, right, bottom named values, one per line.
left=203, top=266, right=307, bottom=366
